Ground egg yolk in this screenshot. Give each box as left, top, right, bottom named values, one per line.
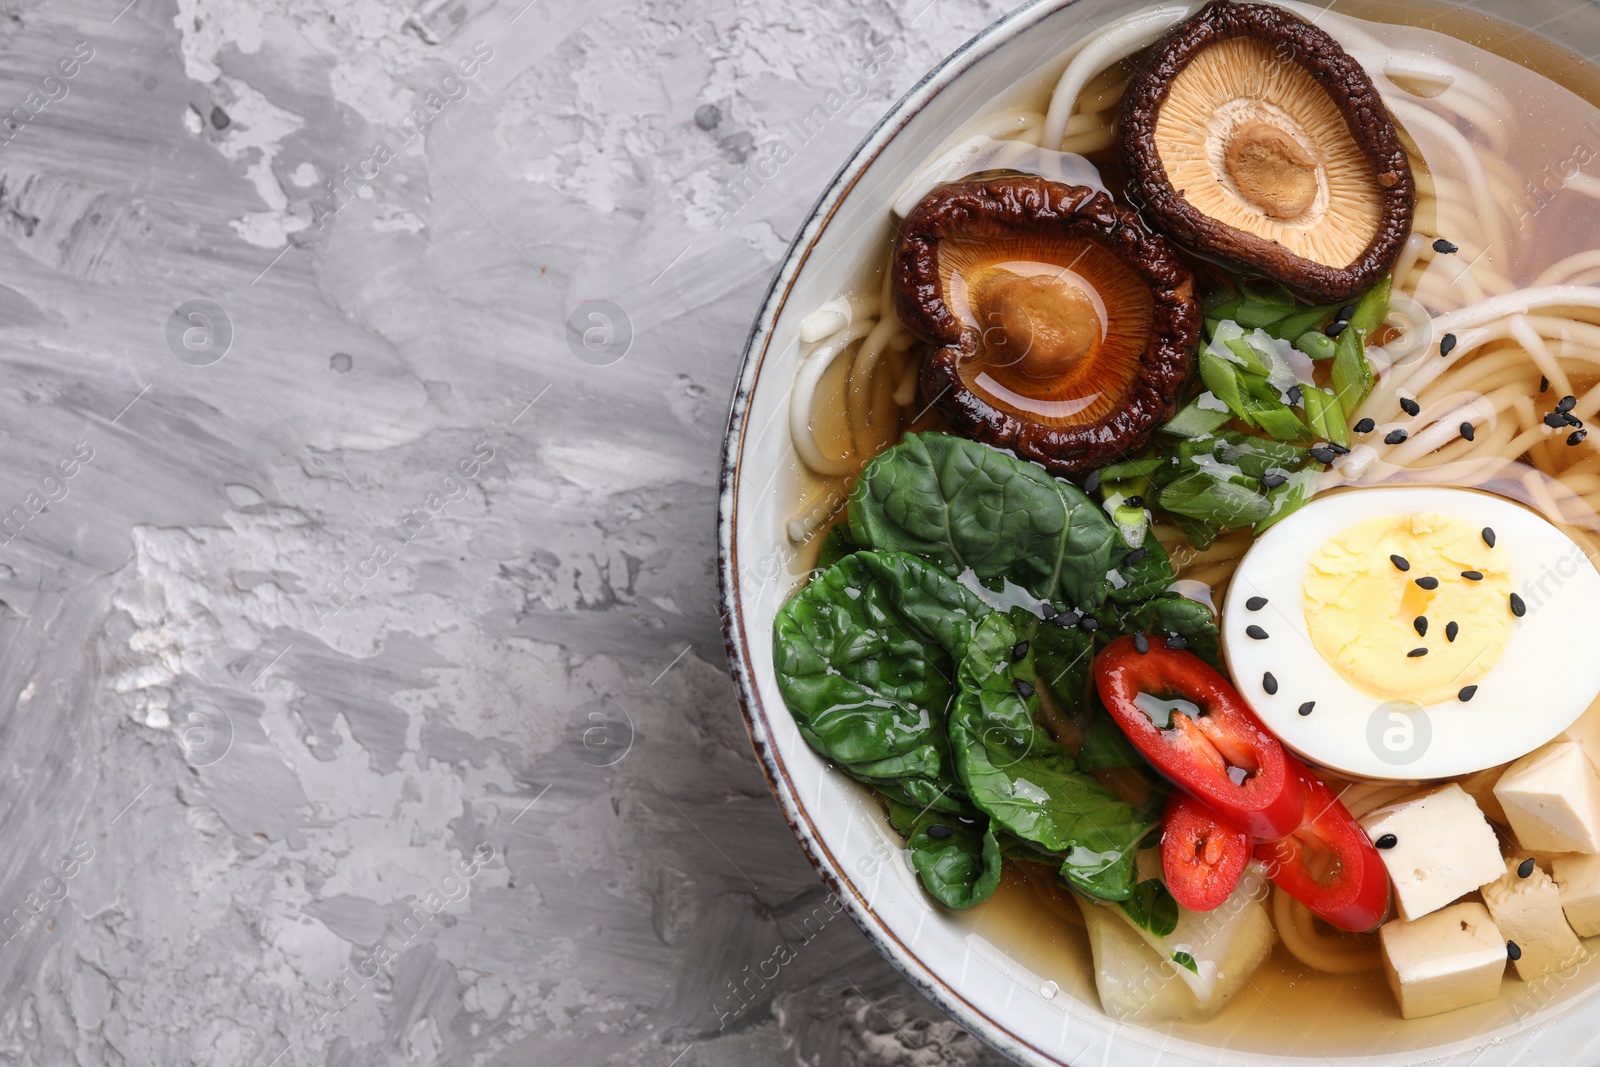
left=1302, top=513, right=1512, bottom=705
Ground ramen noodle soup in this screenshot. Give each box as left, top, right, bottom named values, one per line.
left=764, top=0, right=1600, bottom=1054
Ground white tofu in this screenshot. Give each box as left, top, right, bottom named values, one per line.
left=1480, top=857, right=1584, bottom=980
left=1494, top=742, right=1600, bottom=854
left=1359, top=784, right=1505, bottom=921
left=1458, top=765, right=1510, bottom=826
left=1562, top=696, right=1600, bottom=772
left=1552, top=853, right=1600, bottom=937
left=1380, top=902, right=1507, bottom=1019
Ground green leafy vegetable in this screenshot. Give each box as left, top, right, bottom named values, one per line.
left=1121, top=876, right=1181, bottom=938
left=1107, top=529, right=1175, bottom=605
left=815, top=523, right=857, bottom=569
left=948, top=611, right=1155, bottom=901
left=1172, top=950, right=1200, bottom=974
left=1158, top=472, right=1271, bottom=528
left=1330, top=323, right=1375, bottom=419
left=850, top=433, right=1119, bottom=610
left=885, top=799, right=1003, bottom=910
left=1103, top=593, right=1221, bottom=669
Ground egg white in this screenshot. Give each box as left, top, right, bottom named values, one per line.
left=1221, top=487, right=1600, bottom=780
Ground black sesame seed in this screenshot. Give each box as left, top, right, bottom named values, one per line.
left=1015, top=680, right=1035, bottom=698
left=1564, top=412, right=1583, bottom=427
left=926, top=823, right=953, bottom=840
left=1460, top=685, right=1479, bottom=701
left=1329, top=442, right=1351, bottom=456
left=1416, top=576, right=1440, bottom=590
left=1012, top=641, right=1030, bottom=661
left=1355, top=418, right=1376, bottom=434
left=1414, top=616, right=1428, bottom=637
left=1165, top=635, right=1187, bottom=650
left=1134, top=633, right=1150, bottom=654
left=1247, top=596, right=1268, bottom=611
left=1263, top=672, right=1278, bottom=695
left=1483, top=527, right=1496, bottom=548
left=1261, top=471, right=1289, bottom=489
left=1542, top=376, right=1551, bottom=393
left=1571, top=429, right=1589, bottom=447
left=1298, top=701, right=1315, bottom=716
left=1508, top=941, right=1522, bottom=962
left=1446, top=621, right=1459, bottom=642
left=1510, top=593, right=1527, bottom=617
left=1376, top=833, right=1398, bottom=849
left=1309, top=447, right=1337, bottom=464
left=1462, top=570, right=1484, bottom=581
left=1084, top=469, right=1101, bottom=493
left=1286, top=385, right=1303, bottom=407
left=1246, top=624, right=1269, bottom=640
left=1545, top=412, right=1568, bottom=429
left=1325, top=320, right=1348, bottom=337
left=1559, top=395, right=1578, bottom=413
left=1390, top=554, right=1411, bottom=572
left=1440, top=333, right=1459, bottom=358
left=1124, top=548, right=1148, bottom=566
left=1041, top=603, right=1058, bottom=619
left=1408, top=647, right=1429, bottom=658
left=1124, top=495, right=1145, bottom=508
left=1433, top=238, right=1459, bottom=254
left=1385, top=429, right=1409, bottom=445
left=1079, top=616, right=1100, bottom=632
left=1400, top=397, right=1421, bottom=416
left=1461, top=422, right=1476, bottom=441
left=1518, top=857, right=1536, bottom=879
left=1338, top=304, right=1356, bottom=321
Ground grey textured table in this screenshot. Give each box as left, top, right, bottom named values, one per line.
left=0, top=0, right=1021, bottom=1062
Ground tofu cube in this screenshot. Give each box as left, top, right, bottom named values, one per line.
left=1458, top=765, right=1510, bottom=826
left=1480, top=857, right=1584, bottom=980
left=1494, top=742, right=1600, bottom=854
left=1562, top=696, right=1600, bottom=772
left=1359, top=784, right=1505, bottom=921
left=1552, top=853, right=1600, bottom=937
left=1380, top=902, right=1507, bottom=1019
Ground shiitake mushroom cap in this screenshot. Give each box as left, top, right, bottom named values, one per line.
left=1119, top=0, right=1415, bottom=303
left=893, top=175, right=1201, bottom=475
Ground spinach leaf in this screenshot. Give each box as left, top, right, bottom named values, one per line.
left=948, top=610, right=1155, bottom=901
left=1101, top=593, right=1222, bottom=670
left=849, top=433, right=1120, bottom=610
left=885, top=799, right=1002, bottom=910
left=815, top=523, right=857, bottom=569
left=1121, top=876, right=1181, bottom=938
left=1106, top=530, right=1175, bottom=606
left=773, top=551, right=991, bottom=812
left=1078, top=712, right=1145, bottom=770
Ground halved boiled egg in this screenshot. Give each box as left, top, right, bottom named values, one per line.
left=1222, top=487, right=1600, bottom=780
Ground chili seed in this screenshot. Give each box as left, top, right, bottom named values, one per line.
left=1408, top=648, right=1429, bottom=658
left=1385, top=429, right=1409, bottom=445
left=1390, top=554, right=1411, bottom=572
left=1433, top=238, right=1459, bottom=254
left=1461, top=422, right=1476, bottom=441
left=1015, top=680, right=1035, bottom=698
left=1416, top=576, right=1440, bottom=590
left=1298, top=701, right=1315, bottom=716
left=1400, top=397, right=1420, bottom=416
left=1510, top=593, right=1527, bottom=617
left=1355, top=418, right=1376, bottom=434
left=1518, top=858, right=1536, bottom=879
left=1571, top=429, right=1589, bottom=446
left=1309, top=447, right=1337, bottom=464
left=1446, top=621, right=1459, bottom=642
left=1263, top=672, right=1278, bottom=695
left=1483, top=527, right=1496, bottom=548
left=1084, top=469, right=1101, bottom=493
left=1508, top=941, right=1522, bottom=962
left=1414, top=616, right=1428, bottom=637
left=1261, top=471, right=1289, bottom=489
left=1247, top=596, right=1268, bottom=611
left=1165, top=635, right=1187, bottom=650
left=1460, top=685, right=1479, bottom=701
left=1011, top=641, right=1030, bottom=661
left=926, top=823, right=953, bottom=840
left=1376, top=833, right=1398, bottom=849
left=1559, top=395, right=1578, bottom=413
left=1134, top=633, right=1150, bottom=654
left=1246, top=625, right=1269, bottom=640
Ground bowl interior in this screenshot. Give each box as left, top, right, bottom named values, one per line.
left=720, top=2, right=1600, bottom=1063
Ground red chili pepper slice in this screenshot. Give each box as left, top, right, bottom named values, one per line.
left=1094, top=636, right=1305, bottom=840
left=1161, top=792, right=1250, bottom=912
left=1254, top=757, right=1390, bottom=932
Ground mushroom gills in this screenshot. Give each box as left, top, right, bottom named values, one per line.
left=941, top=236, right=1156, bottom=425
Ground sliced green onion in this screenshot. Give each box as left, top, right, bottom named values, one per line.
left=1200, top=350, right=1251, bottom=424
left=1330, top=325, right=1375, bottom=419
left=1265, top=303, right=1339, bottom=341
left=1257, top=468, right=1322, bottom=534
left=1162, top=394, right=1232, bottom=439
left=1099, top=457, right=1165, bottom=481
left=1294, top=330, right=1339, bottom=360
left=1348, top=275, right=1392, bottom=337
left=1300, top=386, right=1350, bottom=447
left=1241, top=399, right=1311, bottom=442
left=1158, top=472, right=1272, bottom=527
